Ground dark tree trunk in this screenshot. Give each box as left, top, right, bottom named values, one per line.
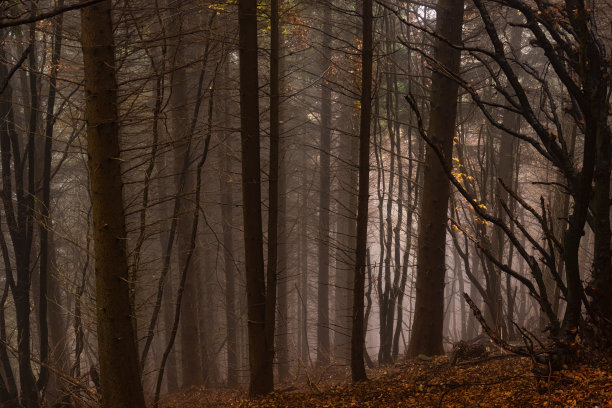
left=80, top=2, right=146, bottom=406
left=351, top=0, right=372, bottom=383
left=266, top=0, right=280, bottom=380
left=238, top=0, right=273, bottom=396
left=407, top=0, right=464, bottom=357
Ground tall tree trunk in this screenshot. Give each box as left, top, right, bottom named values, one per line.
left=298, top=152, right=311, bottom=365
left=316, top=2, right=332, bottom=367
left=199, top=244, right=218, bottom=386
left=489, top=15, right=522, bottom=339
left=166, top=4, right=204, bottom=387
left=266, top=0, right=280, bottom=379
left=333, top=37, right=359, bottom=368
left=351, top=0, right=372, bottom=383
left=220, top=122, right=238, bottom=388
left=276, top=70, right=289, bottom=379
left=80, top=2, right=146, bottom=407
left=39, top=5, right=70, bottom=403
left=238, top=0, right=273, bottom=396
left=407, top=0, right=464, bottom=357
left=155, top=143, right=180, bottom=393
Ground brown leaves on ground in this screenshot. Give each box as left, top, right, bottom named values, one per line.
left=160, top=355, right=612, bottom=407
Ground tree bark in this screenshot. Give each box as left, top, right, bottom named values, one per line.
left=80, top=2, right=146, bottom=407
left=238, top=0, right=273, bottom=396
left=407, top=0, right=464, bottom=357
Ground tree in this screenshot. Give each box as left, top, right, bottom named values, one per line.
left=351, top=0, right=373, bottom=383
left=80, top=2, right=146, bottom=407
left=407, top=0, right=464, bottom=357
left=464, top=0, right=611, bottom=353
left=238, top=0, right=273, bottom=396
left=167, top=3, right=204, bottom=387
left=316, top=0, right=332, bottom=367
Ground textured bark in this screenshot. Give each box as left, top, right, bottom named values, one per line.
left=238, top=0, right=273, bottom=396
left=351, top=0, right=372, bottom=383
left=80, top=2, right=146, bottom=407
left=407, top=0, right=464, bottom=357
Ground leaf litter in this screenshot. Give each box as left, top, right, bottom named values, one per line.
left=159, top=354, right=612, bottom=407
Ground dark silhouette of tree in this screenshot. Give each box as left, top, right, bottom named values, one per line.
left=351, top=0, right=373, bottom=383
left=238, top=0, right=274, bottom=396
left=80, top=1, right=146, bottom=406
left=407, top=0, right=464, bottom=358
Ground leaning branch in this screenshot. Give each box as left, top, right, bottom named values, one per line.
left=0, top=0, right=104, bottom=28
left=463, top=293, right=528, bottom=357
left=0, top=45, right=31, bottom=95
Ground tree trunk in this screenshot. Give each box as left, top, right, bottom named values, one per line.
left=80, top=2, right=146, bottom=406
left=316, top=2, right=332, bottom=367
left=333, top=22, right=359, bottom=368
left=220, top=122, right=238, bottom=388
left=266, top=0, right=280, bottom=379
left=238, top=0, right=273, bottom=396
left=166, top=4, right=204, bottom=388
left=407, top=0, right=464, bottom=357
left=298, top=152, right=311, bottom=365
left=351, top=0, right=372, bottom=383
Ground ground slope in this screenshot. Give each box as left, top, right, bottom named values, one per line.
left=160, top=355, right=612, bottom=407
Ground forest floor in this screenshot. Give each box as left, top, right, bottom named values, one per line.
left=159, top=352, right=612, bottom=407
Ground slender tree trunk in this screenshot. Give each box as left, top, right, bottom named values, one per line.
left=392, top=122, right=419, bottom=358
left=166, top=4, right=204, bottom=387
left=351, top=0, right=372, bottom=383
left=333, top=14, right=360, bottom=367
left=266, top=0, right=280, bottom=379
left=35, top=3, right=68, bottom=403
left=155, top=144, right=180, bottom=393
left=220, top=132, right=238, bottom=388
left=316, top=2, right=332, bottom=366
left=276, top=72, right=289, bottom=379
left=407, top=0, right=464, bottom=357
left=298, top=154, right=310, bottom=365
left=80, top=2, right=146, bottom=406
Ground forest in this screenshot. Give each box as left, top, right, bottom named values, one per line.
left=0, top=0, right=611, bottom=407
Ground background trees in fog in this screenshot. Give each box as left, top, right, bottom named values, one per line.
left=0, top=0, right=610, bottom=406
